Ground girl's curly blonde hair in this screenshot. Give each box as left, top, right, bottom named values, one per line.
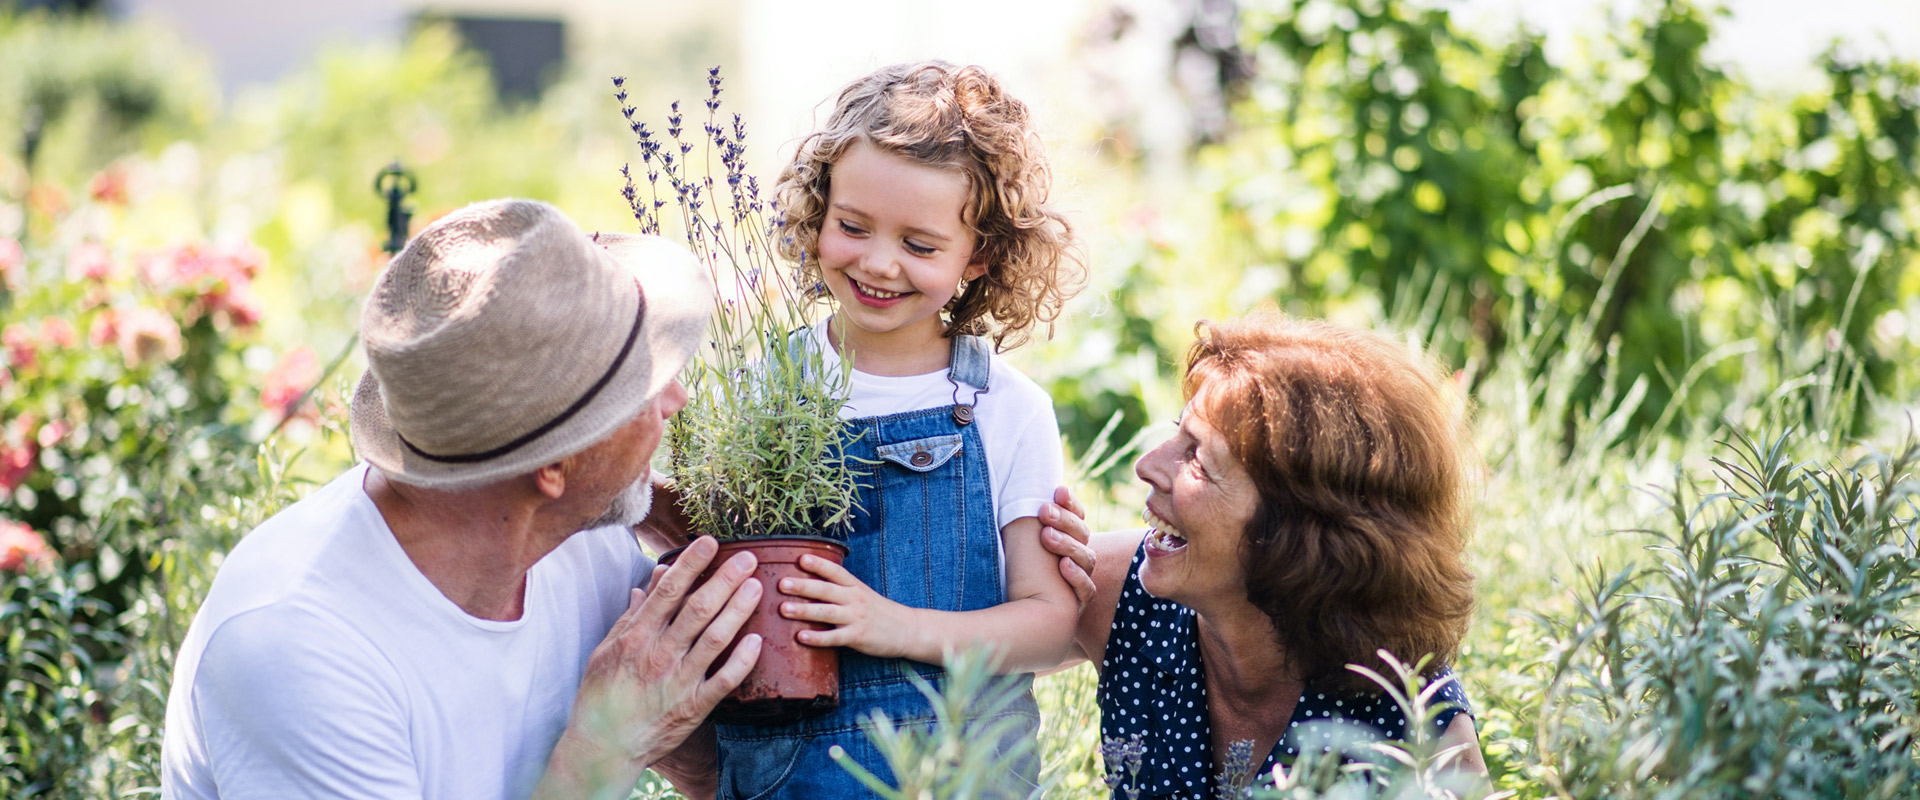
left=774, top=61, right=1084, bottom=351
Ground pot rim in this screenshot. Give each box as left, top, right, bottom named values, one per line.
left=656, top=533, right=849, bottom=566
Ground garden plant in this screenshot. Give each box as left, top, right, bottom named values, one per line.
left=612, top=69, right=866, bottom=723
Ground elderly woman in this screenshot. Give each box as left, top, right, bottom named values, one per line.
left=1041, top=312, right=1483, bottom=797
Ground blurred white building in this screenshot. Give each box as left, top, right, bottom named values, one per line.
left=106, top=0, right=1920, bottom=157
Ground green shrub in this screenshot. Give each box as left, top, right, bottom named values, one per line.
left=1536, top=428, right=1920, bottom=798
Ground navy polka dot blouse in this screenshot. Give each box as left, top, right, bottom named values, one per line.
left=1097, top=541, right=1472, bottom=798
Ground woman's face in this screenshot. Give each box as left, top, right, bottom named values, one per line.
left=1133, top=388, right=1262, bottom=608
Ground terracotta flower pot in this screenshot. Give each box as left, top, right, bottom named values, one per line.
left=659, top=535, right=847, bottom=724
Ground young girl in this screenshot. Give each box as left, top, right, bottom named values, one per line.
left=712, top=61, right=1085, bottom=798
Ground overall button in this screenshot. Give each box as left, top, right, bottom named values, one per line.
left=910, top=451, right=934, bottom=467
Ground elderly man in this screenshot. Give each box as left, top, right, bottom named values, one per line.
left=161, top=199, right=762, bottom=800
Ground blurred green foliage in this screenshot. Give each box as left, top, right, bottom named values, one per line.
left=1049, top=0, right=1920, bottom=482
left=0, top=11, right=214, bottom=188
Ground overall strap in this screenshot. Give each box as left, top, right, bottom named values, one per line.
left=948, top=334, right=991, bottom=390
left=946, top=334, right=991, bottom=426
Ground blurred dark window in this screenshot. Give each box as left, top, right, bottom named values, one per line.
left=4, top=0, right=101, bottom=11
left=435, top=14, right=566, bottom=104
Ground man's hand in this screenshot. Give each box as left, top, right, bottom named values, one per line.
left=634, top=473, right=695, bottom=554
left=534, top=536, right=762, bottom=800
left=1038, top=486, right=1096, bottom=612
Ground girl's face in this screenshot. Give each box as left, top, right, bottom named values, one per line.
left=817, top=139, right=984, bottom=370
left=1132, top=389, right=1262, bottom=608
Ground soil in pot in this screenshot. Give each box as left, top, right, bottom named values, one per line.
left=659, top=535, right=847, bottom=724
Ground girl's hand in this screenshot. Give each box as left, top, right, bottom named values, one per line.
left=778, top=554, right=916, bottom=659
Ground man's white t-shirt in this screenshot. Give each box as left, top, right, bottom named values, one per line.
left=806, top=320, right=1064, bottom=531
left=160, top=464, right=651, bottom=800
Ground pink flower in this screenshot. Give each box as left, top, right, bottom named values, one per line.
left=90, top=167, right=129, bottom=205
left=0, top=238, right=22, bottom=291
left=89, top=309, right=119, bottom=348
left=140, top=242, right=267, bottom=330
left=0, top=441, right=32, bottom=493
left=0, top=519, right=55, bottom=573
left=221, top=243, right=264, bottom=283
left=201, top=279, right=263, bottom=330
left=36, top=419, right=69, bottom=449
left=0, top=415, right=35, bottom=493
left=139, top=244, right=213, bottom=290
left=26, top=184, right=67, bottom=222
left=261, top=347, right=321, bottom=422
left=41, top=318, right=77, bottom=349
left=3, top=324, right=35, bottom=371
left=116, top=307, right=183, bottom=368
left=142, top=242, right=263, bottom=290
left=67, top=242, right=114, bottom=283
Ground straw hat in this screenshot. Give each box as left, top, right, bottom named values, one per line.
left=350, top=198, right=711, bottom=488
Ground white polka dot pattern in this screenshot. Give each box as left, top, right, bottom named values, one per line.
left=1095, top=542, right=1472, bottom=798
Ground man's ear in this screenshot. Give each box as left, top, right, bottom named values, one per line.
left=533, top=459, right=570, bottom=500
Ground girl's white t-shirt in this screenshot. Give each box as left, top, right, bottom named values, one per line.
left=805, top=320, right=1064, bottom=530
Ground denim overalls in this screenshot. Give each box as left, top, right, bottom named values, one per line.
left=714, top=334, right=1041, bottom=799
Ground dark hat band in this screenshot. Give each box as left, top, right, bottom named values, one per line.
left=397, top=280, right=647, bottom=464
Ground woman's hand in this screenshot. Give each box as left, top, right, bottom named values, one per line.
left=1039, top=486, right=1097, bottom=612
left=779, top=554, right=918, bottom=659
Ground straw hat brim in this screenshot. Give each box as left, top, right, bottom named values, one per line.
left=350, top=232, right=711, bottom=488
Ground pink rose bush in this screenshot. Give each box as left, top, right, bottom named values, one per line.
left=2, top=157, right=307, bottom=796
left=0, top=415, right=35, bottom=494
left=137, top=242, right=266, bottom=331
left=260, top=346, right=322, bottom=424
left=0, top=519, right=54, bottom=573
left=0, top=237, right=23, bottom=291
left=2, top=165, right=310, bottom=603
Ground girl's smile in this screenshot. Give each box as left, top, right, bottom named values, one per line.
left=846, top=277, right=909, bottom=306
left=817, top=139, right=986, bottom=375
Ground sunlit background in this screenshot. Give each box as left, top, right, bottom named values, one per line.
left=7, top=1, right=1920, bottom=796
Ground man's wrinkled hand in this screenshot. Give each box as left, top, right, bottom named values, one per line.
left=535, top=536, right=762, bottom=800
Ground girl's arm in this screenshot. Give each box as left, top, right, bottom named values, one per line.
left=780, top=516, right=1079, bottom=674
left=1058, top=527, right=1147, bottom=672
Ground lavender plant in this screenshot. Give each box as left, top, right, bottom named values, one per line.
left=1100, top=734, right=1146, bottom=800
left=613, top=69, right=861, bottom=540
left=831, top=649, right=1047, bottom=799
left=1215, top=739, right=1259, bottom=799
left=1257, top=653, right=1496, bottom=799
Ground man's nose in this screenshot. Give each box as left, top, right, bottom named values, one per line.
left=660, top=379, right=689, bottom=418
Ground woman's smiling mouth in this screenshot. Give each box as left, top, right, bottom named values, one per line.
left=1143, top=508, right=1189, bottom=553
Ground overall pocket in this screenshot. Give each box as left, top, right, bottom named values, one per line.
left=868, top=433, right=969, bottom=613
left=874, top=433, right=963, bottom=472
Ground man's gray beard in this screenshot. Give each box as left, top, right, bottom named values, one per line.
left=583, top=475, right=653, bottom=531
